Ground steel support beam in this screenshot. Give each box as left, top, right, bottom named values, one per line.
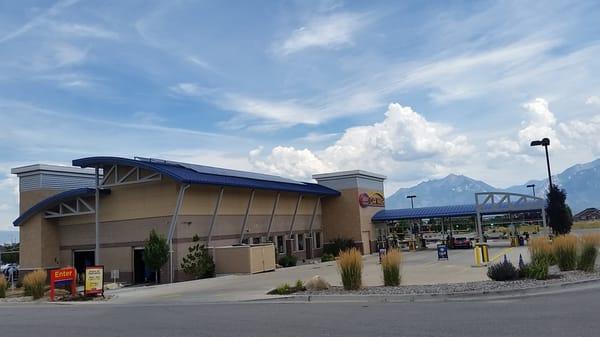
left=168, top=184, right=190, bottom=283
left=239, top=189, right=256, bottom=244
left=94, top=167, right=100, bottom=265
left=288, top=194, right=303, bottom=236
left=307, top=197, right=321, bottom=235
left=265, top=192, right=280, bottom=240
left=207, top=187, right=224, bottom=246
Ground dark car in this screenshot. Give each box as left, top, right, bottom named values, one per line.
left=452, top=236, right=472, bottom=249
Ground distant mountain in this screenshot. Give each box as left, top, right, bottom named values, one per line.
left=387, top=174, right=498, bottom=209
left=386, top=159, right=600, bottom=213
left=0, top=230, right=19, bottom=245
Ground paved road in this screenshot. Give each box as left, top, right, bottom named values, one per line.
left=2, top=285, right=599, bottom=337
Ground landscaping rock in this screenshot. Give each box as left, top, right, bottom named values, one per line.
left=304, top=275, right=330, bottom=291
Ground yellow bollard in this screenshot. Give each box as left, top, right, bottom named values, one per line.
left=480, top=244, right=489, bottom=263
left=473, top=246, right=481, bottom=266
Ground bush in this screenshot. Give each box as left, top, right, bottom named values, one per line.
left=0, top=277, right=7, bottom=298
left=181, top=235, right=215, bottom=279
left=487, top=260, right=518, bottom=281
left=381, top=249, right=402, bottom=286
left=323, top=238, right=355, bottom=257
left=337, top=248, right=362, bottom=290
left=526, top=260, right=549, bottom=280
left=143, top=229, right=169, bottom=284
left=23, top=269, right=47, bottom=299
left=528, top=236, right=554, bottom=265
left=320, top=253, right=335, bottom=262
left=267, top=281, right=305, bottom=295
left=553, top=235, right=578, bottom=271
left=278, top=255, right=297, bottom=268
left=577, top=243, right=598, bottom=272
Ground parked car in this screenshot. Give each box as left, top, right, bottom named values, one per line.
left=451, top=236, right=472, bottom=249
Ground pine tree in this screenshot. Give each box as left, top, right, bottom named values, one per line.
left=546, top=184, right=573, bottom=235
left=143, top=229, right=169, bottom=284
left=181, top=235, right=215, bottom=279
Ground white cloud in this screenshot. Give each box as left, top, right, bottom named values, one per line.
left=586, top=95, right=600, bottom=105
left=559, top=115, right=600, bottom=154
left=518, top=98, right=560, bottom=148
left=248, top=103, right=472, bottom=180
left=50, top=22, right=118, bottom=39
left=170, top=83, right=206, bottom=96
left=275, top=12, right=370, bottom=55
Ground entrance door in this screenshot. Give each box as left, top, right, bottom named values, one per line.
left=73, top=250, right=95, bottom=284
left=133, top=248, right=158, bottom=284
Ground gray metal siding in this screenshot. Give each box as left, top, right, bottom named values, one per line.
left=20, top=173, right=95, bottom=192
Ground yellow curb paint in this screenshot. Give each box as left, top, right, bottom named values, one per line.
left=490, top=247, right=514, bottom=263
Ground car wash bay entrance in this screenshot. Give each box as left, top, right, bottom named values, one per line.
left=133, top=247, right=158, bottom=284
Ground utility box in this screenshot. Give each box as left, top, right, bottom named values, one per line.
left=212, top=244, right=276, bottom=274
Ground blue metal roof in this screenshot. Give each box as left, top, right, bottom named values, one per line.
left=72, top=156, right=340, bottom=196
left=13, top=188, right=110, bottom=226
left=372, top=202, right=544, bottom=222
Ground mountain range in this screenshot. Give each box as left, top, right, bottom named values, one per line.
left=386, top=158, right=600, bottom=214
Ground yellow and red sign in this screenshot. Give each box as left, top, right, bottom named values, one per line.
left=84, top=265, right=104, bottom=297
left=50, top=267, right=77, bottom=301
left=358, top=192, right=385, bottom=208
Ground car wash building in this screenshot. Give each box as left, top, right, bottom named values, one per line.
left=12, top=156, right=386, bottom=283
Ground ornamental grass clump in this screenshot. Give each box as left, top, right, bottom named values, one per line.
left=381, top=249, right=402, bottom=286
left=528, top=236, right=554, bottom=265
left=577, top=234, right=599, bottom=272
left=23, top=269, right=47, bottom=300
left=553, top=235, right=578, bottom=271
left=0, top=276, right=7, bottom=298
left=337, top=248, right=362, bottom=290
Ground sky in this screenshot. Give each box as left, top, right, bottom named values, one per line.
left=1, top=0, right=600, bottom=231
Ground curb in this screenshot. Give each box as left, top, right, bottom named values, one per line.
left=267, top=277, right=600, bottom=303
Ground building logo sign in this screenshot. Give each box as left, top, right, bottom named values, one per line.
left=358, top=192, right=385, bottom=208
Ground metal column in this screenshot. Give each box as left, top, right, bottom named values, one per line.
left=239, top=189, right=255, bottom=244
left=94, top=167, right=100, bottom=265
left=167, top=184, right=190, bottom=283
left=307, top=197, right=320, bottom=235
left=288, top=194, right=303, bottom=236
left=265, top=192, right=280, bottom=240
left=207, top=187, right=224, bottom=246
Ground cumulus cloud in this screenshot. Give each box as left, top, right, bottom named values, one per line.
left=586, top=95, right=600, bottom=105
left=559, top=115, right=600, bottom=154
left=275, top=12, right=370, bottom=55
left=248, top=103, right=472, bottom=180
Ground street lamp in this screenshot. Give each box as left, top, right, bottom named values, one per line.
left=530, top=138, right=553, bottom=188
left=406, top=195, right=416, bottom=209
left=527, top=184, right=536, bottom=197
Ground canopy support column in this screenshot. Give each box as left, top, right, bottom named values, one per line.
left=94, top=167, right=100, bottom=265
left=265, top=192, right=280, bottom=240
left=239, top=189, right=256, bottom=244
left=168, top=183, right=190, bottom=283
left=288, top=194, right=303, bottom=236
left=207, top=187, right=224, bottom=246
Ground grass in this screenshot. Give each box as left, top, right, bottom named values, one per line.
left=553, top=235, right=578, bottom=271
left=23, top=269, right=47, bottom=299
left=268, top=280, right=306, bottom=295
left=572, top=220, right=600, bottom=230
left=528, top=236, right=554, bottom=265
left=337, top=248, right=362, bottom=290
left=381, top=249, right=402, bottom=286
left=0, top=277, right=6, bottom=298
left=577, top=233, right=600, bottom=272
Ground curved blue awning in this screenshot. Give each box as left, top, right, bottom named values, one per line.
left=72, top=156, right=340, bottom=196
left=13, top=188, right=110, bottom=226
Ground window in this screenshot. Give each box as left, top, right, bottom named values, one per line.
left=276, top=235, right=284, bottom=254
left=315, top=232, right=321, bottom=249
left=252, top=237, right=261, bottom=244
left=241, top=237, right=249, bottom=244
left=297, top=234, right=304, bottom=251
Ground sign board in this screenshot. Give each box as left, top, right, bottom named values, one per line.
left=358, top=192, right=385, bottom=208
left=437, top=244, right=448, bottom=260
left=84, top=265, right=104, bottom=297
left=50, top=267, right=77, bottom=301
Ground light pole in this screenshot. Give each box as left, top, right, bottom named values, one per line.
left=530, top=138, right=553, bottom=188
left=406, top=195, right=416, bottom=209
left=527, top=184, right=536, bottom=197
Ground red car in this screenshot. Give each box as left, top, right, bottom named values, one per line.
left=452, top=236, right=472, bottom=249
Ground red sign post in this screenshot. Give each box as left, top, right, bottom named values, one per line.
left=49, top=267, right=77, bottom=301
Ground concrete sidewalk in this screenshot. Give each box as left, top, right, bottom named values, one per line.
left=107, top=244, right=528, bottom=304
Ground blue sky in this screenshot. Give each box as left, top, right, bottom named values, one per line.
left=1, top=0, right=600, bottom=231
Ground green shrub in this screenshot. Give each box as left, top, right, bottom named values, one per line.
left=337, top=248, right=362, bottom=290
left=381, top=249, right=402, bottom=286
left=23, top=269, right=47, bottom=299
left=526, top=260, right=549, bottom=280
left=143, top=229, right=169, bottom=284
left=0, top=277, right=7, bottom=298
left=267, top=281, right=305, bottom=295
left=320, top=253, right=335, bottom=262
left=278, top=255, right=297, bottom=268
left=487, top=260, right=518, bottom=281
left=295, top=279, right=304, bottom=289
left=553, top=235, right=577, bottom=271
left=323, top=238, right=355, bottom=257
left=181, top=235, right=215, bottom=279
left=577, top=243, right=598, bottom=272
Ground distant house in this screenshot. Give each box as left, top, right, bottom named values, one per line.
left=573, top=208, right=600, bottom=221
